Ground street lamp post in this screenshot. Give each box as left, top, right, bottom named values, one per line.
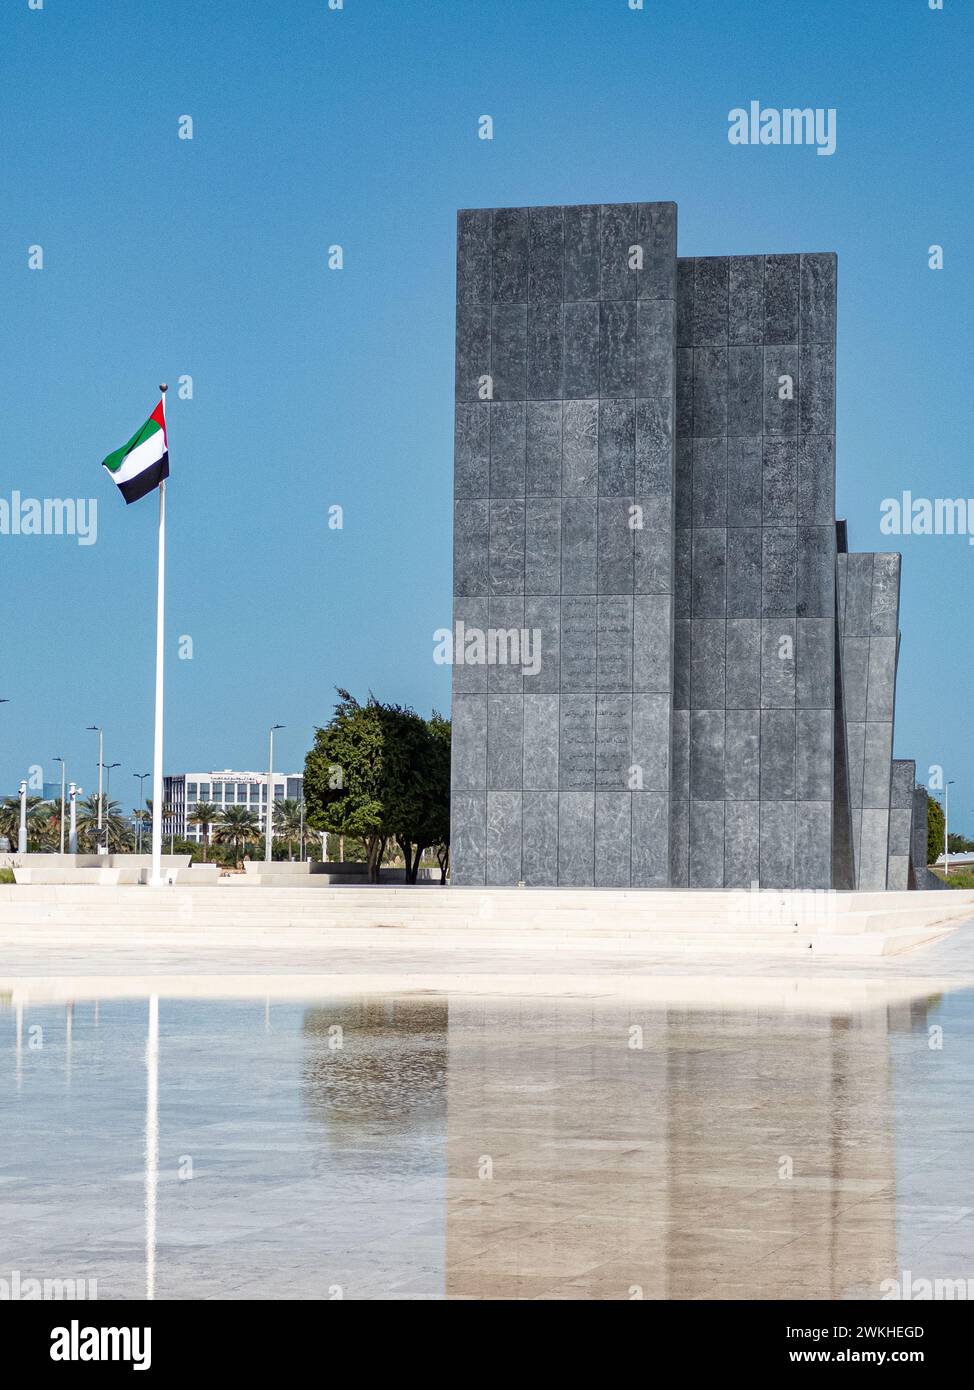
left=265, top=725, right=284, bottom=864
left=1, top=703, right=9, bottom=830
left=944, top=780, right=955, bottom=877
left=68, top=783, right=78, bottom=854
left=101, top=763, right=120, bottom=849
left=18, top=779, right=27, bottom=854
left=53, top=757, right=66, bottom=855
left=134, top=773, right=150, bottom=854
left=87, top=726, right=104, bottom=852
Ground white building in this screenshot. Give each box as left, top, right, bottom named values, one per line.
left=163, top=770, right=304, bottom=843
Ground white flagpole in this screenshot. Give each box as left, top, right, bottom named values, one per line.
left=149, top=384, right=168, bottom=888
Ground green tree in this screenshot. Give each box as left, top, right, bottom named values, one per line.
left=273, top=799, right=304, bottom=860
left=132, top=807, right=151, bottom=853
left=187, top=801, right=219, bottom=862
left=144, top=799, right=176, bottom=853
left=214, top=805, right=261, bottom=867
left=927, top=791, right=945, bottom=866
left=426, top=712, right=451, bottom=883
left=389, top=706, right=433, bottom=884
left=76, top=795, right=135, bottom=852
left=304, top=690, right=412, bottom=883
left=304, top=691, right=450, bottom=885
left=391, top=710, right=451, bottom=884
left=0, top=796, right=54, bottom=852
left=32, top=801, right=64, bottom=852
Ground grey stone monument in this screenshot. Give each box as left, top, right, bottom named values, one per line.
left=450, top=202, right=929, bottom=891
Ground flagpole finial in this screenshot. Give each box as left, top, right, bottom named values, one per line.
left=159, top=383, right=168, bottom=393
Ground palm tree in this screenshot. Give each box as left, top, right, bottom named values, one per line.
left=187, top=802, right=218, bottom=861
left=76, top=795, right=135, bottom=853
left=32, top=802, right=63, bottom=852
left=273, top=799, right=303, bottom=860
left=0, top=796, right=53, bottom=852
left=132, top=807, right=151, bottom=854
left=214, top=805, right=261, bottom=868
left=145, top=799, right=175, bottom=853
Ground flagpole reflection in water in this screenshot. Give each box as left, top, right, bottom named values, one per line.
left=145, top=995, right=158, bottom=1300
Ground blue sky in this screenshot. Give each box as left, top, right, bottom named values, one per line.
left=1, top=0, right=971, bottom=823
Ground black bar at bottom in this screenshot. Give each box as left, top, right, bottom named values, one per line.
left=2, top=1298, right=967, bottom=1374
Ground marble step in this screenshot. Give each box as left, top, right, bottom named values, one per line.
left=2, top=902, right=971, bottom=929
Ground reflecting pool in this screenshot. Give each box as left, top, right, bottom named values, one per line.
left=2, top=986, right=973, bottom=1299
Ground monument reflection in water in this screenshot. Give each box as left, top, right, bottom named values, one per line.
left=442, top=998, right=909, bottom=1300
left=1, top=987, right=970, bottom=1300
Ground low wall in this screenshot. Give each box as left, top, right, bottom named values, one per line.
left=12, top=867, right=143, bottom=886
left=244, top=860, right=320, bottom=876
left=168, top=865, right=220, bottom=885
left=1, top=853, right=190, bottom=870
left=244, top=861, right=442, bottom=884
left=10, top=857, right=211, bottom=886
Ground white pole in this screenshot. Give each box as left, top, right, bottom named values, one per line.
left=265, top=728, right=274, bottom=863
left=96, top=729, right=104, bottom=848
left=59, top=762, right=66, bottom=855
left=15, top=999, right=23, bottom=1092
left=68, top=783, right=78, bottom=854
left=149, top=385, right=168, bottom=888
left=17, top=779, right=27, bottom=854
left=944, top=782, right=951, bottom=877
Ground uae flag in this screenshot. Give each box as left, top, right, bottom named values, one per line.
left=102, top=399, right=169, bottom=504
